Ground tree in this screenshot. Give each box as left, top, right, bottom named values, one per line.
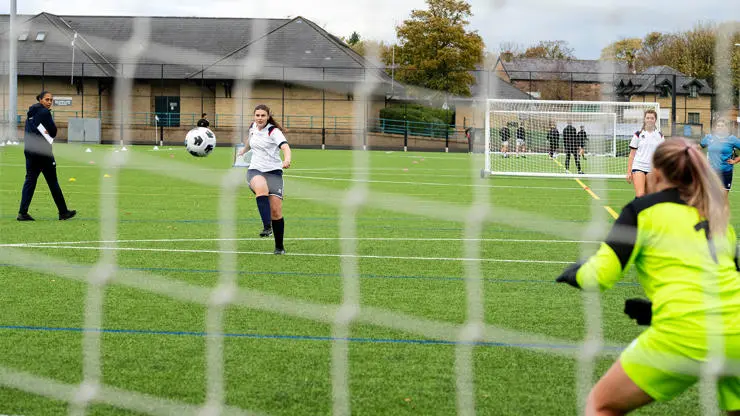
left=498, top=41, right=521, bottom=62
left=349, top=39, right=393, bottom=63
left=347, top=31, right=361, bottom=46
left=520, top=41, right=575, bottom=60
left=601, top=38, right=643, bottom=71
left=394, top=0, right=484, bottom=96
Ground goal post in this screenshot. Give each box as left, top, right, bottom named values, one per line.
left=483, top=99, right=661, bottom=179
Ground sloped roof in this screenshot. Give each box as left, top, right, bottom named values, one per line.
left=470, top=70, right=532, bottom=100
left=615, top=66, right=713, bottom=96
left=0, top=12, right=395, bottom=93
left=501, top=58, right=629, bottom=82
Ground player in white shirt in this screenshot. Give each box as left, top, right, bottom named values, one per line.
left=627, top=109, right=664, bottom=197
left=238, top=104, right=292, bottom=254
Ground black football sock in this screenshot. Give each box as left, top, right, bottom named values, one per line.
left=256, top=196, right=272, bottom=229
left=273, top=218, right=285, bottom=250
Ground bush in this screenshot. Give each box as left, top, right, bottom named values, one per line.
left=378, top=104, right=454, bottom=138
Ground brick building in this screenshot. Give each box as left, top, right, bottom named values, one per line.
left=0, top=12, right=406, bottom=148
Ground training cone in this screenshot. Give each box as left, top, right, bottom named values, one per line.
left=153, top=146, right=159, bottom=150
left=121, top=146, right=128, bottom=151
left=69, top=178, right=76, bottom=182
left=85, top=148, right=92, bottom=153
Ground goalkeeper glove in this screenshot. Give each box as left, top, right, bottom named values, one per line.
left=624, top=298, right=652, bottom=326
left=555, top=261, right=585, bottom=289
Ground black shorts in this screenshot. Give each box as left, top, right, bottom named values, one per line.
left=247, top=169, right=284, bottom=199
left=717, top=170, right=733, bottom=191
left=631, top=169, right=649, bottom=175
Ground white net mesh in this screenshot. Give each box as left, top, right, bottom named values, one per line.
left=484, top=99, right=661, bottom=178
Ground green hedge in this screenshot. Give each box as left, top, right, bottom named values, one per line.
left=378, top=104, right=454, bottom=138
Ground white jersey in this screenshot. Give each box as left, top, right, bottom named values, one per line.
left=629, top=129, right=664, bottom=173
left=248, top=122, right=287, bottom=172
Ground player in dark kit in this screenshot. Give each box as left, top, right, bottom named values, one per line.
left=499, top=123, right=511, bottom=158
left=547, top=123, right=560, bottom=158
left=577, top=125, right=588, bottom=160
left=563, top=121, right=583, bottom=174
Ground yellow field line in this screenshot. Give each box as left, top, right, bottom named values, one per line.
left=552, top=157, right=619, bottom=220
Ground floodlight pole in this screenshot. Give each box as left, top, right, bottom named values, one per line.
left=8, top=0, right=17, bottom=142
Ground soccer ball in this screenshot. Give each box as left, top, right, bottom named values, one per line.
left=185, top=127, right=216, bottom=157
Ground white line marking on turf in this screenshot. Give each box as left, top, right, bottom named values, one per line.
left=0, top=237, right=599, bottom=247
left=13, top=245, right=572, bottom=264
left=288, top=174, right=590, bottom=190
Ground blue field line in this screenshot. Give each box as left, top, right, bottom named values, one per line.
left=0, top=214, right=599, bottom=225
left=0, top=263, right=641, bottom=286
left=0, top=325, right=626, bottom=351
left=0, top=263, right=642, bottom=286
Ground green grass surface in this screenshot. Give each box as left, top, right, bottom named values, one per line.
left=1, top=143, right=738, bottom=415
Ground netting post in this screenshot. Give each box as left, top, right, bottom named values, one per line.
left=8, top=0, right=16, bottom=142
left=483, top=99, right=491, bottom=174
left=671, top=74, right=677, bottom=137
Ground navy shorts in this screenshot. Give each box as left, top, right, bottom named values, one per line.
left=631, top=169, right=650, bottom=175
left=247, top=169, right=284, bottom=199
left=717, top=170, right=733, bottom=191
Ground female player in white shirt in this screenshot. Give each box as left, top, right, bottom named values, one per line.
left=627, top=109, right=664, bottom=197
left=238, top=104, right=292, bottom=254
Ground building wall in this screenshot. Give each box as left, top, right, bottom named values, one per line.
left=510, top=79, right=605, bottom=101
left=629, top=94, right=712, bottom=135
left=12, top=76, right=388, bottom=142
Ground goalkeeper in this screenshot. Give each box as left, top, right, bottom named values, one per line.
left=556, top=138, right=740, bottom=415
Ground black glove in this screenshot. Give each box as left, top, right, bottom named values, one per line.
left=624, top=298, right=652, bottom=326
left=555, top=261, right=585, bottom=289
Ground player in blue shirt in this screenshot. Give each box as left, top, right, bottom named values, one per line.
left=700, top=118, right=740, bottom=193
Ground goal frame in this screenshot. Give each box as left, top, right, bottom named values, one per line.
left=483, top=99, right=661, bottom=179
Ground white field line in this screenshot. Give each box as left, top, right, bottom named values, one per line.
left=12, top=244, right=573, bottom=264
left=0, top=237, right=600, bottom=247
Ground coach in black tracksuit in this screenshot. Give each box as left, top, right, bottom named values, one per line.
left=17, top=91, right=76, bottom=221
left=196, top=113, right=210, bottom=128
left=562, top=121, right=582, bottom=174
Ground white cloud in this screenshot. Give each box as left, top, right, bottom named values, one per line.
left=3, top=0, right=739, bottom=59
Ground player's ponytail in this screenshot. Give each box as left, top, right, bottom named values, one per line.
left=652, top=138, right=728, bottom=236
left=254, top=104, right=286, bottom=133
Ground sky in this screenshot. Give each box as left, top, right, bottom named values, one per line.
left=3, top=0, right=739, bottom=59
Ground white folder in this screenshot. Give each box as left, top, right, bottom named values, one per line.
left=37, top=123, right=53, bottom=144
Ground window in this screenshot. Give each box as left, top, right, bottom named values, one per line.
left=688, top=84, right=698, bottom=98
left=688, top=112, right=701, bottom=125
left=18, top=32, right=28, bottom=41
left=35, top=32, right=46, bottom=41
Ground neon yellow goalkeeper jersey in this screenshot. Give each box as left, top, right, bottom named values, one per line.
left=577, top=188, right=740, bottom=337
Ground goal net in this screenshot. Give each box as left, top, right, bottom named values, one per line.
left=484, top=99, right=661, bottom=179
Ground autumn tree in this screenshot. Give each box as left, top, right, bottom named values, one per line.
left=520, top=40, right=575, bottom=60
left=601, top=38, right=643, bottom=71
left=394, top=0, right=484, bottom=96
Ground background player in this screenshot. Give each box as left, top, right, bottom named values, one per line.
left=515, top=122, right=527, bottom=157
left=499, top=122, right=511, bottom=158
left=700, top=118, right=740, bottom=194
left=577, top=125, right=588, bottom=160
left=563, top=120, right=583, bottom=174
left=547, top=122, right=560, bottom=158
left=627, top=109, right=664, bottom=197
